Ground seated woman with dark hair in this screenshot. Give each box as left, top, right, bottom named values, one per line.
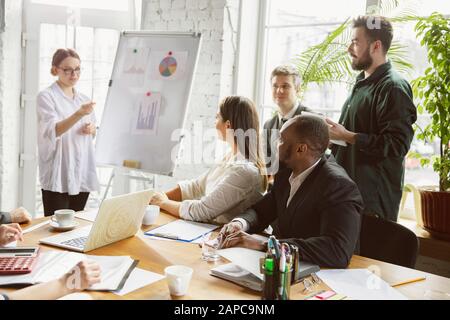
left=150, top=96, right=268, bottom=224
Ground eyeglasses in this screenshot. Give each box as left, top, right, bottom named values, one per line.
left=302, top=273, right=322, bottom=294
left=57, top=67, right=81, bottom=76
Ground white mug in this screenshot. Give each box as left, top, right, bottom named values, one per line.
left=142, top=205, right=160, bottom=225
left=164, top=265, right=193, bottom=296
left=52, top=209, right=75, bottom=227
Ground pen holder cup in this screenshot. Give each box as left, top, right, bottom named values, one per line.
left=260, top=261, right=292, bottom=300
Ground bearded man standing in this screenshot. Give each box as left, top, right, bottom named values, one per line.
left=326, top=16, right=417, bottom=222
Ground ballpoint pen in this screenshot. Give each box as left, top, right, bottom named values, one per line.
left=152, top=233, right=179, bottom=240
left=278, top=251, right=286, bottom=299
left=291, top=245, right=299, bottom=283
left=271, top=237, right=280, bottom=259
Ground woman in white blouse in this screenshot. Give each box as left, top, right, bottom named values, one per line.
left=150, top=96, right=268, bottom=224
left=36, top=48, right=99, bottom=216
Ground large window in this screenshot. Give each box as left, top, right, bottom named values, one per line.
left=22, top=0, right=136, bottom=215
left=255, top=0, right=450, bottom=218
left=31, top=0, right=130, bottom=11
left=258, top=0, right=366, bottom=124
left=257, top=0, right=450, bottom=185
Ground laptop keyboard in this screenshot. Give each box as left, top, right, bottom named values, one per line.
left=61, top=236, right=88, bottom=249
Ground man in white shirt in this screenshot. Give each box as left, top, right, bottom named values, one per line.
left=263, top=65, right=310, bottom=176
left=219, top=115, right=363, bottom=268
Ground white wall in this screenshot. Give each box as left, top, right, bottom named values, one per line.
left=0, top=0, right=23, bottom=211
left=141, top=0, right=240, bottom=188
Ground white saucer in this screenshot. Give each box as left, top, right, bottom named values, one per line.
left=49, top=220, right=78, bottom=232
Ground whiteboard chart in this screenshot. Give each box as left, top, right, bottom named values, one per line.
left=95, top=31, right=202, bottom=175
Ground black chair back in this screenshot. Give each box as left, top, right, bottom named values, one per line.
left=360, top=214, right=419, bottom=268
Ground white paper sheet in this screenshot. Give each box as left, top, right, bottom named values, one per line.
left=144, top=234, right=204, bottom=244
left=58, top=293, right=93, bottom=300
left=317, top=269, right=408, bottom=300
left=22, top=220, right=51, bottom=234
left=119, top=47, right=150, bottom=87
left=217, top=247, right=265, bottom=280
left=144, top=220, right=218, bottom=242
left=75, top=209, right=99, bottom=222
left=114, top=268, right=165, bottom=296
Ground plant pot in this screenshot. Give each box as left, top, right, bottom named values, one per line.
left=419, top=188, right=450, bottom=241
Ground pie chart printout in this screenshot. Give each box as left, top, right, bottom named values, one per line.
left=159, top=56, right=177, bottom=77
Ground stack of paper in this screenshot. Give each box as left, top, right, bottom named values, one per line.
left=213, top=247, right=319, bottom=292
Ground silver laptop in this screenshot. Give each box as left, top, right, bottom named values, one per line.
left=40, top=189, right=154, bottom=252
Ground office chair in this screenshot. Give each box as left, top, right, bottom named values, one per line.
left=359, top=214, right=419, bottom=269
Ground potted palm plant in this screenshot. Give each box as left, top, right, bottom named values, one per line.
left=293, top=1, right=417, bottom=96
left=411, top=12, right=450, bottom=240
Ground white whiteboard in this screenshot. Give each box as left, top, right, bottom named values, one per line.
left=95, top=31, right=202, bottom=176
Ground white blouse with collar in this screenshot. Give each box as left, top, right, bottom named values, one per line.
left=36, top=82, right=99, bottom=195
left=178, top=154, right=265, bottom=224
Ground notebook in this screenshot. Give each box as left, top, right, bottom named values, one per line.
left=144, top=219, right=218, bottom=242
left=212, top=247, right=320, bottom=291
left=0, top=250, right=137, bottom=291
left=210, top=263, right=263, bottom=291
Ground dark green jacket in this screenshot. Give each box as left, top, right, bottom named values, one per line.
left=331, top=61, right=417, bottom=221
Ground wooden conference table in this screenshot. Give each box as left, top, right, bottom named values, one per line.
left=3, top=213, right=450, bottom=300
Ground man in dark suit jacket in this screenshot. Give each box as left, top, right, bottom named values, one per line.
left=263, top=65, right=310, bottom=175
left=220, top=115, right=363, bottom=268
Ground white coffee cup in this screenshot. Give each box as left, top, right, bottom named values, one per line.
left=52, top=209, right=75, bottom=227
left=164, top=265, right=193, bottom=296
left=142, top=205, right=160, bottom=225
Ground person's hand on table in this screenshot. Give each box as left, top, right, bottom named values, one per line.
left=0, top=224, right=23, bottom=246
left=149, top=192, right=169, bottom=207
left=61, top=260, right=102, bottom=292
left=220, top=230, right=266, bottom=251
left=9, top=207, right=32, bottom=224
left=218, top=221, right=244, bottom=238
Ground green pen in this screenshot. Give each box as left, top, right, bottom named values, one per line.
left=263, top=258, right=275, bottom=300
